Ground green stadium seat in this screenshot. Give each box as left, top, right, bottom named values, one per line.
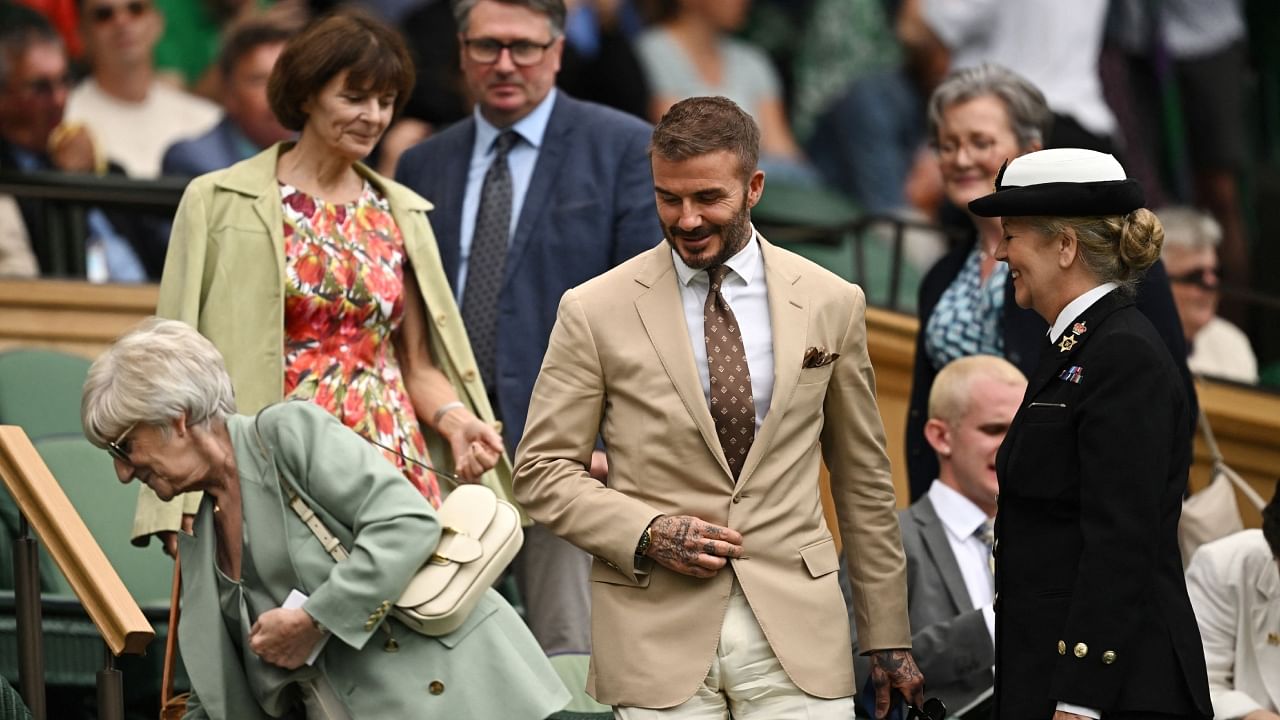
left=0, top=349, right=92, bottom=440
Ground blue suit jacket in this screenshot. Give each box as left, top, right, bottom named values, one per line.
left=161, top=117, right=257, bottom=178
left=395, top=92, right=659, bottom=452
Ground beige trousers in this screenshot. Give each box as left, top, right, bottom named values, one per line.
left=614, top=580, right=855, bottom=720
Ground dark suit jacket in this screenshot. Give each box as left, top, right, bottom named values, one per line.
left=993, top=290, right=1211, bottom=718
left=161, top=117, right=259, bottom=179
left=906, top=235, right=1194, bottom=500
left=850, top=495, right=994, bottom=713
left=395, top=92, right=659, bottom=452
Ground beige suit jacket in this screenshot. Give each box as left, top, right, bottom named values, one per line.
left=513, top=238, right=910, bottom=708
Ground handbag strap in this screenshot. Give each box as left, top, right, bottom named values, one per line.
left=1197, top=403, right=1268, bottom=511
left=253, top=407, right=351, bottom=563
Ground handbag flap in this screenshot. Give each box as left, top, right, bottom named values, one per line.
left=397, top=486, right=499, bottom=607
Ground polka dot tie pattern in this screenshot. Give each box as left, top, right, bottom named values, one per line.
left=461, top=130, right=518, bottom=391
left=704, top=265, right=755, bottom=479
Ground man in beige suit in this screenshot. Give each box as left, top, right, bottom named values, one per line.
left=513, top=96, right=924, bottom=718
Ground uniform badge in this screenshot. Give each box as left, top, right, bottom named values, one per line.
left=1057, top=334, right=1078, bottom=353
left=1059, top=366, right=1083, bottom=384
left=1072, top=321, right=1087, bottom=335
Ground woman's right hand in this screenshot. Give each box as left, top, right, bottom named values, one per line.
left=437, top=407, right=504, bottom=482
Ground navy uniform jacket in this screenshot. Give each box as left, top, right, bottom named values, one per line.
left=992, top=289, right=1211, bottom=718
left=395, top=92, right=659, bottom=452
left=907, top=235, right=1194, bottom=501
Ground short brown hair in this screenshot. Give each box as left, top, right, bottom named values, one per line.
left=650, top=96, right=760, bottom=180
left=267, top=9, right=414, bottom=132
left=218, top=16, right=296, bottom=80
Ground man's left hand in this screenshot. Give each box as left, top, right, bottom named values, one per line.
left=869, top=649, right=926, bottom=719
left=248, top=607, right=326, bottom=670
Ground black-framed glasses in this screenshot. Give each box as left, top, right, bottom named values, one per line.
left=462, top=37, right=556, bottom=66
left=106, top=422, right=138, bottom=464
left=90, top=0, right=150, bottom=24
left=1169, top=265, right=1219, bottom=291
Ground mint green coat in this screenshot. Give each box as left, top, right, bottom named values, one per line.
left=134, top=144, right=522, bottom=544
left=178, top=402, right=567, bottom=719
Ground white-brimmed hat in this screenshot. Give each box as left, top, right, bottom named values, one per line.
left=968, top=148, right=1144, bottom=218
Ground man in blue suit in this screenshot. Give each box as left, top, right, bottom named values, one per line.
left=395, top=0, right=658, bottom=654
left=160, top=19, right=294, bottom=178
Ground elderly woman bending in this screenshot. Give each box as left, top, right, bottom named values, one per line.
left=85, top=319, right=568, bottom=719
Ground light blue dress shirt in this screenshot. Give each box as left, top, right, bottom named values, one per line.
left=455, top=88, right=558, bottom=301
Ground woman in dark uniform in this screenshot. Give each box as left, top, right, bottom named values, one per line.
left=974, top=148, right=1212, bottom=719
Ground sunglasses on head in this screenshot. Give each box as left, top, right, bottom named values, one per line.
left=106, top=422, right=138, bottom=464
left=90, top=0, right=150, bottom=24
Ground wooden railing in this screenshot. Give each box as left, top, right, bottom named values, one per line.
left=0, top=426, right=154, bottom=720
left=0, top=278, right=1275, bottom=520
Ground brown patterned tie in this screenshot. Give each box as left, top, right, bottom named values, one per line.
left=704, top=265, right=755, bottom=479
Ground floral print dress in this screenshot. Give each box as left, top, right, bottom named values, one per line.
left=279, top=180, right=441, bottom=507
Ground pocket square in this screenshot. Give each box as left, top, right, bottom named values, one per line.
left=802, top=346, right=840, bottom=369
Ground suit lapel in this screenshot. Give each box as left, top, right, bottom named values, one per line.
left=505, top=95, right=571, bottom=286
left=431, top=123, right=475, bottom=283
left=633, top=246, right=731, bottom=479
left=737, top=238, right=804, bottom=487
left=1253, top=559, right=1280, bottom=707
left=914, top=497, right=976, bottom=612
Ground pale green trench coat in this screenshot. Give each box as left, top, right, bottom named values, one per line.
left=177, top=401, right=568, bottom=719
left=133, top=143, right=524, bottom=543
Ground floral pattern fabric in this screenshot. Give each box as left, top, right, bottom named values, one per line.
left=279, top=180, right=440, bottom=507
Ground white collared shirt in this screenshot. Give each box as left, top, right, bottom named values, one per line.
left=1048, top=282, right=1119, bottom=344
left=671, top=229, right=774, bottom=433
left=927, top=480, right=996, bottom=641
left=455, top=88, right=559, bottom=301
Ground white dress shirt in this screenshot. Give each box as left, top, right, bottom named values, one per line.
left=1047, top=281, right=1117, bottom=720
left=927, top=480, right=996, bottom=641
left=671, top=230, right=774, bottom=433
left=1048, top=282, right=1119, bottom=343
left=455, top=88, right=558, bottom=300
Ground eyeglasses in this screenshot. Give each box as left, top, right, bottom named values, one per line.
left=462, top=37, right=556, bottom=67
left=90, top=0, right=150, bottom=24
left=933, top=137, right=1001, bottom=161
left=21, top=73, right=73, bottom=97
left=106, top=422, right=138, bottom=464
left=1169, top=265, right=1219, bottom=291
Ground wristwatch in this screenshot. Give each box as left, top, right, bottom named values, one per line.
left=634, top=524, right=653, bottom=559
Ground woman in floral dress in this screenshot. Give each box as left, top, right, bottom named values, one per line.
left=132, top=10, right=509, bottom=552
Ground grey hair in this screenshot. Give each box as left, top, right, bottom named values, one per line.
left=81, top=317, right=236, bottom=447
left=452, top=0, right=565, bottom=37
left=927, top=63, right=1052, bottom=150
left=1156, top=206, right=1222, bottom=252
left=0, top=3, right=63, bottom=90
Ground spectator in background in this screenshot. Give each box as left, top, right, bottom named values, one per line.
left=396, top=0, right=658, bottom=655
left=905, top=64, right=1191, bottom=501
left=901, top=0, right=1117, bottom=153
left=161, top=16, right=295, bottom=177
left=1185, top=479, right=1280, bottom=719
left=851, top=355, right=1025, bottom=712
left=0, top=196, right=37, bottom=277
left=65, top=0, right=221, bottom=178
left=0, top=1, right=148, bottom=280
left=1158, top=206, right=1258, bottom=384
left=635, top=0, right=815, bottom=184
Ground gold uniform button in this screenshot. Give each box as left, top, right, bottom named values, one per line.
left=363, top=620, right=376, bottom=631
left=1057, top=640, right=1066, bottom=655
left=429, top=681, right=445, bottom=695
left=1074, top=643, right=1088, bottom=658
left=1102, top=650, right=1117, bottom=665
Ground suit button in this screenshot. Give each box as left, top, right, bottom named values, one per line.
left=364, top=620, right=376, bottom=631
left=463, top=369, right=477, bottom=382
left=1057, top=640, right=1066, bottom=655
left=435, top=313, right=447, bottom=326
left=732, top=496, right=741, bottom=504
left=1101, top=650, right=1117, bottom=665
left=429, top=680, right=445, bottom=695
left=1074, top=643, right=1088, bottom=658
